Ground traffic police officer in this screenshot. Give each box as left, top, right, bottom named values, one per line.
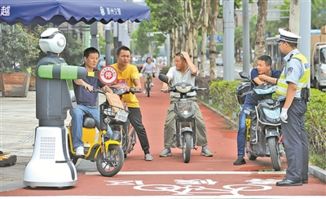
left=275, top=28, right=310, bottom=186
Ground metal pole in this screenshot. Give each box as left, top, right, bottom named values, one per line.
left=90, top=23, right=99, bottom=51
left=298, top=0, right=311, bottom=65
left=166, top=33, right=171, bottom=67
left=105, top=30, right=111, bottom=65
left=223, top=0, right=235, bottom=80
left=104, top=23, right=112, bottom=65
left=242, top=0, right=250, bottom=75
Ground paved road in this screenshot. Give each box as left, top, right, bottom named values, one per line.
left=0, top=78, right=325, bottom=198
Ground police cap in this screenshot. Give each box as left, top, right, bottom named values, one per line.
left=277, top=28, right=301, bottom=44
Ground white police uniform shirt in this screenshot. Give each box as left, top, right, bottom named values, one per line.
left=166, top=66, right=197, bottom=98
left=279, top=49, right=304, bottom=100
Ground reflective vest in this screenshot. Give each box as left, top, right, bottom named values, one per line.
left=276, top=53, right=310, bottom=97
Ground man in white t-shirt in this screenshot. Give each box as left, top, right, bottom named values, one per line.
left=159, top=52, right=213, bottom=157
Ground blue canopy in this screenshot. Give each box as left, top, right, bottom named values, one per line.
left=0, top=0, right=150, bottom=25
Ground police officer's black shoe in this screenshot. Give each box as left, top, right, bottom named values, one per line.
left=233, top=157, right=246, bottom=165
left=276, top=179, right=302, bottom=186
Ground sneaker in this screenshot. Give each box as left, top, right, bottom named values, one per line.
left=233, top=157, right=246, bottom=165
left=201, top=146, right=213, bottom=157
left=145, top=153, right=153, bottom=161
left=75, top=146, right=85, bottom=156
left=159, top=148, right=172, bottom=157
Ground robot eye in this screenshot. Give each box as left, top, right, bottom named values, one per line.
left=57, top=38, right=65, bottom=47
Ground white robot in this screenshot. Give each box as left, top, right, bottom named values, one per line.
left=24, top=28, right=86, bottom=188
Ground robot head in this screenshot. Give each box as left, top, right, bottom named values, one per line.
left=39, top=28, right=66, bottom=54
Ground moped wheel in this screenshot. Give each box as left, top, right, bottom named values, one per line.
left=146, top=82, right=151, bottom=97
left=126, top=125, right=137, bottom=154
left=267, top=137, right=281, bottom=171
left=248, top=151, right=257, bottom=161
left=120, top=127, right=128, bottom=157
left=71, top=156, right=78, bottom=165
left=182, top=133, right=193, bottom=163
left=96, top=145, right=124, bottom=177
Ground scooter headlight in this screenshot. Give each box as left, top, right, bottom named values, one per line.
left=175, top=101, right=194, bottom=119
left=175, top=84, right=192, bottom=93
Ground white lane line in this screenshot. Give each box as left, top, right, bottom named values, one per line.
left=2, top=196, right=325, bottom=199
left=85, top=170, right=286, bottom=175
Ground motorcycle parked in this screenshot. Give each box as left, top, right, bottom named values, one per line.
left=159, top=74, right=205, bottom=163
left=67, top=89, right=124, bottom=177
left=237, top=72, right=283, bottom=171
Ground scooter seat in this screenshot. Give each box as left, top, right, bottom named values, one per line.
left=83, top=116, right=96, bottom=128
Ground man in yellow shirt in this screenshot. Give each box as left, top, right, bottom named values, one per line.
left=111, top=46, right=153, bottom=161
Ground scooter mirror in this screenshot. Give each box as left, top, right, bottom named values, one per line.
left=239, top=71, right=250, bottom=80
left=158, top=73, right=169, bottom=84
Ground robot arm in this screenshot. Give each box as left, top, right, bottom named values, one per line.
left=37, top=63, right=86, bottom=80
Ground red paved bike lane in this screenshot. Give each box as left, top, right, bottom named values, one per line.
left=1, top=78, right=325, bottom=197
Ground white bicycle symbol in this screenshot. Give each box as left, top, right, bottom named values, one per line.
left=134, top=183, right=272, bottom=196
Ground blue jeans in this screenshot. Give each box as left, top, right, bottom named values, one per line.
left=237, top=103, right=254, bottom=158
left=71, top=104, right=100, bottom=149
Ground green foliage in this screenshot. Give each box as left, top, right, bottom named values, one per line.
left=209, top=80, right=326, bottom=169
left=61, top=33, right=83, bottom=65
left=145, top=0, right=183, bottom=33
left=132, top=20, right=166, bottom=57
left=132, top=22, right=151, bottom=56
left=0, top=24, right=40, bottom=71
left=311, top=0, right=326, bottom=29
left=209, top=80, right=240, bottom=121
left=305, top=89, right=326, bottom=157
left=310, top=152, right=326, bottom=170
left=99, top=34, right=106, bottom=56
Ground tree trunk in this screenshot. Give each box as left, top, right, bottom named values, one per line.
left=172, top=0, right=203, bottom=66
left=171, top=27, right=178, bottom=63
left=193, top=29, right=199, bottom=67
left=254, top=0, right=268, bottom=62
left=289, top=0, right=300, bottom=34
left=208, top=0, right=219, bottom=80
left=188, top=26, right=194, bottom=58
left=179, top=25, right=185, bottom=51
left=186, top=2, right=195, bottom=60
left=184, top=0, right=197, bottom=63
left=199, top=0, right=209, bottom=77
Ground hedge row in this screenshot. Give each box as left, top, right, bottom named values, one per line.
left=209, top=80, right=240, bottom=121
left=209, top=80, right=326, bottom=169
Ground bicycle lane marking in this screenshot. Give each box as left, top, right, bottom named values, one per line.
left=86, top=170, right=286, bottom=175
left=83, top=170, right=325, bottom=196
left=102, top=178, right=275, bottom=196
left=85, top=170, right=286, bottom=196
